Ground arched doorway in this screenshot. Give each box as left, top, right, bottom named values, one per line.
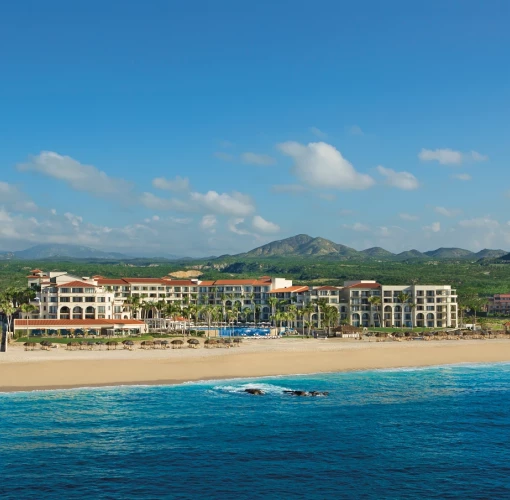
left=60, top=306, right=70, bottom=320
left=416, top=313, right=424, bottom=328
left=384, top=306, right=392, bottom=327
left=362, top=312, right=370, bottom=327
left=352, top=313, right=360, bottom=327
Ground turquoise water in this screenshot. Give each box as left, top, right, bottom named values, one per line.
left=2, top=364, right=510, bottom=499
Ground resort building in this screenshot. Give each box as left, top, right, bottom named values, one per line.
left=487, top=294, right=510, bottom=315
left=24, top=270, right=458, bottom=329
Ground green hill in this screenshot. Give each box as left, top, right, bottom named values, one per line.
left=239, top=234, right=360, bottom=258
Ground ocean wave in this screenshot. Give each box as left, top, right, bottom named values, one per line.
left=211, top=382, right=295, bottom=395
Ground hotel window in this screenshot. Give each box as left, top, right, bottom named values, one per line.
left=97, top=297, right=106, bottom=303
left=98, top=306, right=106, bottom=314
left=84, top=288, right=95, bottom=293
left=60, top=288, right=71, bottom=294
left=49, top=306, right=57, bottom=314
left=85, top=297, right=95, bottom=303
left=50, top=297, right=57, bottom=302
left=72, top=288, right=84, bottom=294
left=73, top=297, right=83, bottom=302
left=60, top=297, right=70, bottom=303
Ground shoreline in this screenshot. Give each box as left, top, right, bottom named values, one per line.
left=2, top=339, right=510, bottom=393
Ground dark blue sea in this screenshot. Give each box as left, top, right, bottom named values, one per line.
left=2, top=364, right=510, bottom=499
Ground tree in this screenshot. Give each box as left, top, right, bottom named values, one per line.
left=0, top=301, right=15, bottom=352
left=368, top=296, right=381, bottom=327
left=267, top=297, right=279, bottom=326
left=323, top=305, right=339, bottom=335
left=287, top=305, right=298, bottom=331
left=20, top=303, right=38, bottom=341
left=313, top=298, right=329, bottom=329
left=301, top=303, right=315, bottom=332
left=396, top=292, right=411, bottom=329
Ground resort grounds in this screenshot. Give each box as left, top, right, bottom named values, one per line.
left=2, top=335, right=510, bottom=392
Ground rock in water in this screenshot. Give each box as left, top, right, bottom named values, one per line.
left=244, top=388, right=264, bottom=395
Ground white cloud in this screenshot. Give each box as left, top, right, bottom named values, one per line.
left=423, top=222, right=441, bottom=233
left=347, top=125, right=364, bottom=136
left=342, top=222, right=370, bottom=232
left=470, top=151, right=488, bottom=162
left=252, top=215, right=280, bottom=233
left=200, top=214, right=217, bottom=233
left=419, top=148, right=488, bottom=165
left=0, top=181, right=38, bottom=212
left=376, top=166, right=419, bottom=190
left=271, top=184, right=306, bottom=194
left=17, top=151, right=133, bottom=197
left=64, top=212, right=83, bottom=227
left=277, top=141, right=374, bottom=190
left=419, top=148, right=463, bottom=165
left=228, top=218, right=252, bottom=236
left=152, top=176, right=190, bottom=191
left=214, top=152, right=234, bottom=161
left=451, top=173, right=472, bottom=181
left=190, top=191, right=255, bottom=217
left=140, top=192, right=188, bottom=211
left=219, top=140, right=233, bottom=149
left=399, top=213, right=419, bottom=221
left=434, top=206, right=462, bottom=217
left=309, top=127, right=327, bottom=138
left=241, top=152, right=276, bottom=166
left=459, top=217, right=499, bottom=229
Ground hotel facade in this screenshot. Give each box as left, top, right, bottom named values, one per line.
left=23, top=270, right=458, bottom=330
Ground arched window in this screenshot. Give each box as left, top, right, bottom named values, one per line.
left=85, top=306, right=95, bottom=319
left=60, top=306, right=70, bottom=319
left=352, top=313, right=360, bottom=327
left=72, top=306, right=83, bottom=319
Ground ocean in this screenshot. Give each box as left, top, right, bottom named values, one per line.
left=2, top=364, right=510, bottom=499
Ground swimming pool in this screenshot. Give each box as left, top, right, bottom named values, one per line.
left=196, top=326, right=272, bottom=337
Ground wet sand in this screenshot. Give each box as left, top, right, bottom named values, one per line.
left=2, top=339, right=510, bottom=392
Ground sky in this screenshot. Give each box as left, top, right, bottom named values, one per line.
left=0, top=0, right=509, bottom=257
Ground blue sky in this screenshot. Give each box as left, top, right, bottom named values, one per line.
left=1, top=0, right=509, bottom=256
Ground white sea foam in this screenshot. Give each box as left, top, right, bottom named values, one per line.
left=212, top=382, right=295, bottom=395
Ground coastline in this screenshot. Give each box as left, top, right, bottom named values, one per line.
left=2, top=338, right=510, bottom=393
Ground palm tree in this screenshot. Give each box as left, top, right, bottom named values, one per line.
left=287, top=305, right=298, bottom=331
left=368, top=295, right=381, bottom=328
left=323, top=305, right=339, bottom=336
left=314, top=298, right=329, bottom=329
left=304, top=320, right=312, bottom=337
left=268, top=297, right=279, bottom=326
left=242, top=306, right=252, bottom=323
left=0, top=300, right=15, bottom=352
left=253, top=304, right=261, bottom=325
left=396, top=292, right=411, bottom=329
left=20, top=303, right=37, bottom=341
left=301, top=303, right=315, bottom=332
left=409, top=303, right=417, bottom=329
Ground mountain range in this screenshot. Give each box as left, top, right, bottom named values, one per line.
left=236, top=234, right=508, bottom=261
left=0, top=237, right=508, bottom=262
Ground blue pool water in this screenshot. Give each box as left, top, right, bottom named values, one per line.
left=2, top=364, right=510, bottom=499
left=197, top=326, right=271, bottom=337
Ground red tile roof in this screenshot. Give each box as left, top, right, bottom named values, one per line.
left=316, top=286, right=341, bottom=291
left=96, top=278, right=128, bottom=285
left=56, top=281, right=97, bottom=288
left=268, top=286, right=309, bottom=294
left=345, top=283, right=381, bottom=289
left=122, top=278, right=168, bottom=284
left=161, top=280, right=196, bottom=286
left=14, top=319, right=145, bottom=327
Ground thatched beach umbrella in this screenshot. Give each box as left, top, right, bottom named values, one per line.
left=171, top=339, right=184, bottom=349
left=153, top=339, right=163, bottom=349
left=87, top=341, right=96, bottom=350
left=188, top=338, right=200, bottom=348
left=141, top=340, right=155, bottom=349
left=161, top=340, right=169, bottom=348
left=233, top=338, right=242, bottom=346
left=106, top=341, right=118, bottom=350
left=24, top=342, right=36, bottom=351
left=124, top=340, right=135, bottom=350
left=204, top=338, right=217, bottom=348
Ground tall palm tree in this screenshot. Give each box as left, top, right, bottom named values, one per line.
left=267, top=297, right=279, bottom=326
left=323, top=305, right=339, bottom=336
left=20, top=303, right=37, bottom=341
left=368, top=296, right=381, bottom=327
left=301, top=303, right=315, bottom=332
left=287, top=304, right=298, bottom=331
left=314, top=298, right=329, bottom=329
left=396, top=292, right=411, bottom=329
left=253, top=304, right=261, bottom=325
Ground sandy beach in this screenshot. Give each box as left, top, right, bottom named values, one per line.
left=2, top=338, right=510, bottom=392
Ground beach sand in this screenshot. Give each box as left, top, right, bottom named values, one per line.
left=2, top=338, right=510, bottom=392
